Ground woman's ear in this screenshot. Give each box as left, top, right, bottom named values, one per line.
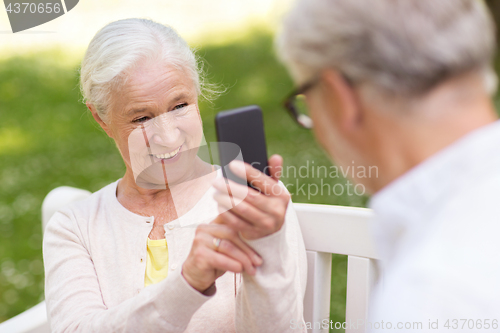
left=321, top=70, right=363, bottom=135
left=87, top=102, right=113, bottom=138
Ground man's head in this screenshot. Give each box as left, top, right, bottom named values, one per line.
left=278, top=0, right=498, bottom=193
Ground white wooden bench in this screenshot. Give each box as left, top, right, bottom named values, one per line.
left=0, top=187, right=379, bottom=333
left=295, top=203, right=379, bottom=333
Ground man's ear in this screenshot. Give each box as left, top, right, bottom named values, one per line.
left=321, top=70, right=363, bottom=135
left=87, top=102, right=113, bottom=138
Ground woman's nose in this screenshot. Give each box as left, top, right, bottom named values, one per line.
left=150, top=116, right=180, bottom=146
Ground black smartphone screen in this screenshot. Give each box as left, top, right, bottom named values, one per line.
left=215, top=105, right=269, bottom=187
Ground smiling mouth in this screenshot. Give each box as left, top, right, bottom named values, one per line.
left=151, top=146, right=182, bottom=160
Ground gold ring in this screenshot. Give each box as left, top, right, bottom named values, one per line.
left=213, top=238, right=221, bottom=251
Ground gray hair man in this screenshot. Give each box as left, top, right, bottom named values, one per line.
left=279, top=0, right=499, bottom=331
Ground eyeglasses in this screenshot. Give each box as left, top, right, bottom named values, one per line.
left=283, top=73, right=353, bottom=129
left=283, top=77, right=320, bottom=129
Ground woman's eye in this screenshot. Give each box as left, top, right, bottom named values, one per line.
left=173, top=103, right=188, bottom=111
left=133, top=116, right=150, bottom=123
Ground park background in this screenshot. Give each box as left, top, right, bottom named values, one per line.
left=0, top=0, right=499, bottom=331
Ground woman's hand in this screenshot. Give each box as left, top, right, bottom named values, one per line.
left=182, top=222, right=263, bottom=293
left=212, top=154, right=291, bottom=240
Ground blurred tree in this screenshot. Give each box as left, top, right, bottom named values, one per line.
left=486, top=0, right=500, bottom=44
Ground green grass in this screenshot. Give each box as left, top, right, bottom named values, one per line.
left=11, top=29, right=499, bottom=331
left=0, top=50, right=126, bottom=322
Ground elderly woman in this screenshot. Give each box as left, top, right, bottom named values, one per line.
left=43, top=18, right=307, bottom=333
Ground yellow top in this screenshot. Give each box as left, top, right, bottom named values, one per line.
left=144, top=237, right=169, bottom=287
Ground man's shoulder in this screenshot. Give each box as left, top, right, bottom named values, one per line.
left=437, top=174, right=500, bottom=229
left=402, top=175, right=500, bottom=290
left=393, top=175, right=500, bottom=292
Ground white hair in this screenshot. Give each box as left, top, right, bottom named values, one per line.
left=80, top=18, right=212, bottom=122
left=277, top=0, right=497, bottom=97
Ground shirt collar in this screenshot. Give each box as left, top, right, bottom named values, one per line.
left=368, top=120, right=500, bottom=262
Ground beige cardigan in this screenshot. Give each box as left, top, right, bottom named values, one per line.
left=43, top=179, right=307, bottom=332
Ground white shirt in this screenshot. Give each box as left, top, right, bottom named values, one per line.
left=368, top=121, right=500, bottom=332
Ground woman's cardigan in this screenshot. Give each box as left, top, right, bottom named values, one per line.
left=43, top=178, right=308, bottom=332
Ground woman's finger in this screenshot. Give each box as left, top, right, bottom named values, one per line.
left=214, top=214, right=262, bottom=264
left=212, top=177, right=257, bottom=213
left=228, top=160, right=281, bottom=196
left=214, top=187, right=289, bottom=233
left=199, top=231, right=256, bottom=275
left=267, top=154, right=284, bottom=181
left=213, top=176, right=254, bottom=201
left=207, top=249, right=244, bottom=274
left=214, top=192, right=268, bottom=228
left=216, top=238, right=256, bottom=275
left=212, top=188, right=239, bottom=211
left=213, top=191, right=257, bottom=221
left=213, top=177, right=284, bottom=219
left=202, top=223, right=262, bottom=266
left=216, top=210, right=263, bottom=242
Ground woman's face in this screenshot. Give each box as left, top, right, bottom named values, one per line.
left=101, top=61, right=204, bottom=188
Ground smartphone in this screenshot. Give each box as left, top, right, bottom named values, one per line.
left=215, top=105, right=269, bottom=187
